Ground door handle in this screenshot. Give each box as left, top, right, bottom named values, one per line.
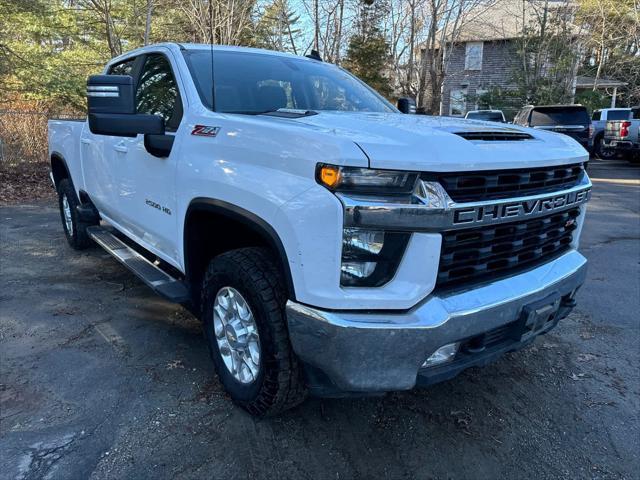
left=81, top=138, right=92, bottom=145
left=114, top=144, right=128, bottom=153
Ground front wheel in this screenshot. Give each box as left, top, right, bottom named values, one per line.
left=201, top=247, right=306, bottom=416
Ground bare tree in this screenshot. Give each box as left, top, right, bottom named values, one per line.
left=415, top=0, right=478, bottom=113
left=178, top=0, right=256, bottom=45
left=299, top=0, right=350, bottom=62
left=514, top=0, right=585, bottom=104
left=577, top=0, right=639, bottom=96
left=79, top=0, right=123, bottom=57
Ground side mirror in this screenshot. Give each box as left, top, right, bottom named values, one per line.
left=397, top=97, right=416, bottom=114
left=87, top=75, right=134, bottom=114
left=87, top=74, right=164, bottom=137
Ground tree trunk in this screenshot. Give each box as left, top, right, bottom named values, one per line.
left=144, top=0, right=153, bottom=45
left=314, top=0, right=319, bottom=51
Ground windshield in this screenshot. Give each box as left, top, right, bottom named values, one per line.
left=530, top=107, right=590, bottom=126
left=466, top=112, right=504, bottom=122
left=183, top=49, right=395, bottom=114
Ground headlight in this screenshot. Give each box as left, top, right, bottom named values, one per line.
left=340, top=228, right=410, bottom=287
left=317, top=164, right=419, bottom=195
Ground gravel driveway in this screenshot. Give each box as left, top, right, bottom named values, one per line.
left=1, top=158, right=638, bottom=479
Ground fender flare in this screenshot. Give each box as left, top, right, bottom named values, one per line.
left=184, top=198, right=296, bottom=301
left=50, top=151, right=73, bottom=191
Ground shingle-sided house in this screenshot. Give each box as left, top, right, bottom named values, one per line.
left=436, top=0, right=576, bottom=117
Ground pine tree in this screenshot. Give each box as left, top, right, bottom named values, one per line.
left=254, top=0, right=301, bottom=53
left=343, top=0, right=392, bottom=98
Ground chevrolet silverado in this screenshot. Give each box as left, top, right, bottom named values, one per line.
left=48, top=43, right=591, bottom=416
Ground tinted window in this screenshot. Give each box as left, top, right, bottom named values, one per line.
left=530, top=107, right=589, bottom=126
left=607, top=109, right=632, bottom=121
left=466, top=111, right=504, bottom=122
left=633, top=108, right=640, bottom=120
left=592, top=111, right=601, bottom=121
left=109, top=58, right=135, bottom=76
left=183, top=50, right=395, bottom=113
left=514, top=109, right=528, bottom=125
left=136, top=54, right=182, bottom=130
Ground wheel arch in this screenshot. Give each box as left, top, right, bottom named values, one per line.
left=183, top=198, right=296, bottom=305
left=50, top=152, right=72, bottom=190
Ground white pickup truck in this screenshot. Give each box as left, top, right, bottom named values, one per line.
left=48, top=43, right=591, bottom=416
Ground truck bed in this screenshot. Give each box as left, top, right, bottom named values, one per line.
left=48, top=119, right=87, bottom=193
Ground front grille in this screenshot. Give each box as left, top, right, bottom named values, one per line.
left=424, top=163, right=584, bottom=203
left=455, top=131, right=533, bottom=141
left=437, top=208, right=580, bottom=289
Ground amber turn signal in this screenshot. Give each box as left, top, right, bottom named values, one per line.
left=319, top=165, right=341, bottom=188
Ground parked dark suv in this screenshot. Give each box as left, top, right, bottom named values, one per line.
left=513, top=105, right=591, bottom=151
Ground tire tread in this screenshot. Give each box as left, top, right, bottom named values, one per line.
left=201, top=247, right=306, bottom=416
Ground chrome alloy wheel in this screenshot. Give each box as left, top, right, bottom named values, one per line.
left=62, top=194, right=73, bottom=234
left=213, top=287, right=261, bottom=384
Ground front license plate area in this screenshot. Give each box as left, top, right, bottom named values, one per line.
left=518, top=295, right=562, bottom=342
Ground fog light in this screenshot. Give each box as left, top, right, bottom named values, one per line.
left=341, top=261, right=377, bottom=279
left=422, top=343, right=459, bottom=367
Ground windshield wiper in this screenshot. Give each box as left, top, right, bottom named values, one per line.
left=223, top=109, right=318, bottom=118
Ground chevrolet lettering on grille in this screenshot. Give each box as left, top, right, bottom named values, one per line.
left=452, top=188, right=591, bottom=226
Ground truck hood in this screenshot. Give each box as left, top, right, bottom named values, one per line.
left=293, top=112, right=588, bottom=171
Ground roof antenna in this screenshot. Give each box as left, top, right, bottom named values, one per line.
left=306, top=49, right=323, bottom=61
left=208, top=0, right=216, bottom=111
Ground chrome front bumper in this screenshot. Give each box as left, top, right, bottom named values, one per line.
left=286, top=250, right=587, bottom=395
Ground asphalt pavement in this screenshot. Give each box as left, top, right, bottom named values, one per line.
left=1, top=158, right=638, bottom=479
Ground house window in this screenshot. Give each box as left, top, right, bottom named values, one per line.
left=450, top=89, right=466, bottom=116
left=465, top=42, right=483, bottom=70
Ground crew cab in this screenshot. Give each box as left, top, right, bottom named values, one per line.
left=48, top=43, right=591, bottom=416
left=604, top=106, right=640, bottom=161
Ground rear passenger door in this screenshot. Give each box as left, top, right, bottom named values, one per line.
left=82, top=56, right=139, bottom=219
left=114, top=50, right=184, bottom=267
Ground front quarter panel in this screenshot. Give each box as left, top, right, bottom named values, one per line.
left=175, top=110, right=368, bottom=276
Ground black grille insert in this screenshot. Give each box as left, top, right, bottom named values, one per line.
left=424, top=163, right=584, bottom=203
left=437, top=208, right=580, bottom=289
left=455, top=131, right=533, bottom=141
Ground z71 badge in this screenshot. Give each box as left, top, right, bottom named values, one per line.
left=191, top=125, right=220, bottom=137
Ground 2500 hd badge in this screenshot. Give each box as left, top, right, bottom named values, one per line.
left=145, top=198, right=172, bottom=215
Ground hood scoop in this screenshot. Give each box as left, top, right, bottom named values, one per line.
left=454, top=131, right=533, bottom=141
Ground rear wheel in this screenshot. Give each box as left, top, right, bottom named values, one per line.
left=595, top=136, right=616, bottom=159
left=201, top=247, right=306, bottom=416
left=57, top=179, right=94, bottom=250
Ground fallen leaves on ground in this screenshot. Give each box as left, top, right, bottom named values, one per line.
left=0, top=162, right=56, bottom=205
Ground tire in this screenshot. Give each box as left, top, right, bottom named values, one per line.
left=595, top=136, right=616, bottom=160
left=57, top=179, right=94, bottom=250
left=201, top=247, right=306, bottom=416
